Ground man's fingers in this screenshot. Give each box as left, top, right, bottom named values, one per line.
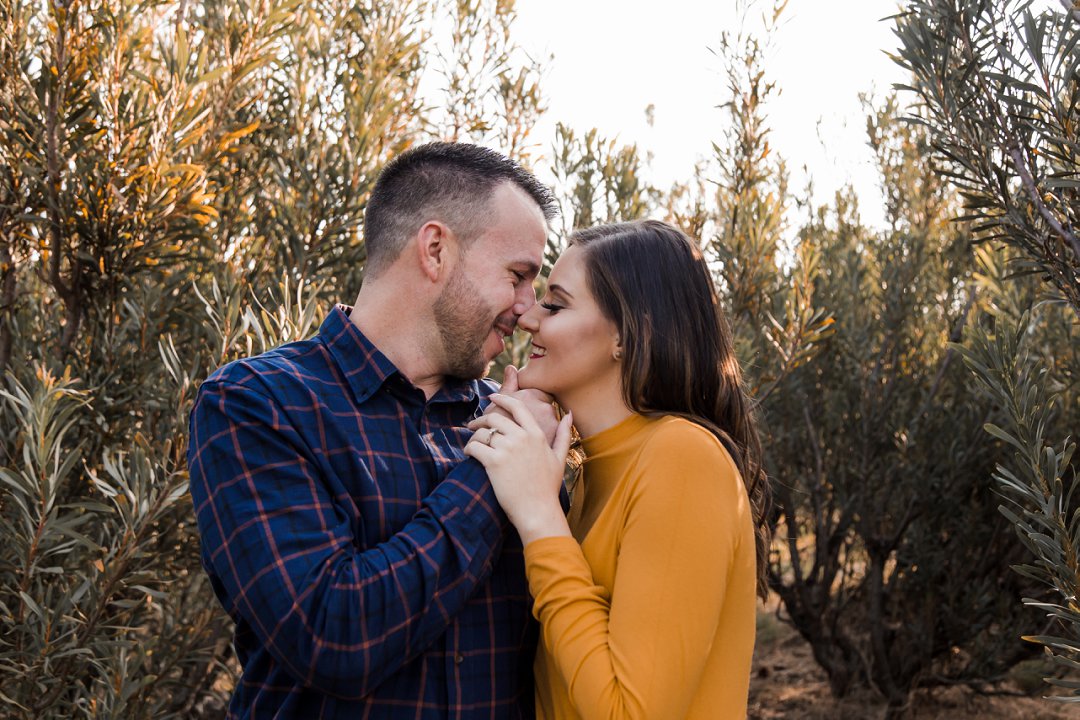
left=552, top=411, right=574, bottom=460
left=502, top=365, right=519, bottom=393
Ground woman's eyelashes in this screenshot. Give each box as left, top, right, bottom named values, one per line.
left=539, top=301, right=564, bottom=314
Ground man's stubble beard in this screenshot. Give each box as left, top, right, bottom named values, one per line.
left=433, top=265, right=498, bottom=380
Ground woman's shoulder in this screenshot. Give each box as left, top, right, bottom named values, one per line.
left=627, top=416, right=748, bottom=517
left=638, top=415, right=739, bottom=475
left=641, top=415, right=725, bottom=450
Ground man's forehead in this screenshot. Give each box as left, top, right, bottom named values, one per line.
left=483, top=225, right=547, bottom=262
left=471, top=184, right=548, bottom=262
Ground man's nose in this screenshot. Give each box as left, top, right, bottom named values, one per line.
left=512, top=282, right=537, bottom=316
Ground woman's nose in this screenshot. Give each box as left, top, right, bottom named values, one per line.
left=517, top=303, right=540, bottom=333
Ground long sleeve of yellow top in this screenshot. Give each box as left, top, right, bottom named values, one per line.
left=524, top=414, right=757, bottom=720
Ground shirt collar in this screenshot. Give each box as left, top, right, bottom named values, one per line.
left=320, top=304, right=481, bottom=407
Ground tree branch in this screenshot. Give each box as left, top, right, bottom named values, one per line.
left=44, top=1, right=81, bottom=352
left=1008, top=146, right=1080, bottom=263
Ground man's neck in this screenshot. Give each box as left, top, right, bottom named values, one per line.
left=350, top=282, right=447, bottom=400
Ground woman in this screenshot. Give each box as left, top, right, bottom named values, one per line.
left=465, top=219, right=770, bottom=719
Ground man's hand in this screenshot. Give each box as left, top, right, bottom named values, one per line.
left=475, top=365, right=560, bottom=446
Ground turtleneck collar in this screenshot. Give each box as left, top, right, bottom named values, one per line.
left=580, top=413, right=652, bottom=459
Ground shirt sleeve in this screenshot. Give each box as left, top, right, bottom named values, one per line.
left=187, top=378, right=506, bottom=700
left=524, top=424, right=748, bottom=719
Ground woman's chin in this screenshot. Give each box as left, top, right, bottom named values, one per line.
left=516, top=366, right=549, bottom=394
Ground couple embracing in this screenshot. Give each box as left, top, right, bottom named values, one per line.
left=187, top=142, right=771, bottom=719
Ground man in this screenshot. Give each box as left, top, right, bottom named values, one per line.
left=187, top=142, right=559, bottom=718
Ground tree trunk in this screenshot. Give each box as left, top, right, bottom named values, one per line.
left=867, top=548, right=911, bottom=716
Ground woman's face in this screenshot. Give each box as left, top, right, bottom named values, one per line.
left=515, top=244, right=621, bottom=404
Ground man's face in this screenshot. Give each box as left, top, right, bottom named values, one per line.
left=433, top=182, right=547, bottom=379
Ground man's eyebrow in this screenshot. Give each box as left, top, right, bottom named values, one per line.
left=547, top=283, right=574, bottom=300
left=514, top=260, right=541, bottom=277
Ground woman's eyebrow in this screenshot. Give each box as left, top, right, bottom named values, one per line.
left=547, top=283, right=574, bottom=300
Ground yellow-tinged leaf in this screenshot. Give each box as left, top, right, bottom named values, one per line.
left=165, top=163, right=206, bottom=178
left=93, top=559, right=104, bottom=573
left=194, top=204, right=220, bottom=219
left=217, top=121, right=261, bottom=151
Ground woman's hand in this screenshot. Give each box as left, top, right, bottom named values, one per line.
left=483, top=365, right=560, bottom=445
left=465, top=394, right=574, bottom=545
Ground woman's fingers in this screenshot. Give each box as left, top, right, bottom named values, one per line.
left=463, top=437, right=492, bottom=462
left=467, top=395, right=514, bottom=430
left=552, top=411, right=574, bottom=460
left=485, top=394, right=542, bottom=435
left=466, top=405, right=552, bottom=468
left=474, top=411, right=520, bottom=439
left=468, top=408, right=511, bottom=431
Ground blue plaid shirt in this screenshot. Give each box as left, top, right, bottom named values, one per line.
left=188, top=305, right=536, bottom=719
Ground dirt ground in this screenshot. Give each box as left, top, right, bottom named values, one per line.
left=748, top=602, right=1078, bottom=719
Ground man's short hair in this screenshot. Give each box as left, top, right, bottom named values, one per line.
left=362, top=142, right=558, bottom=278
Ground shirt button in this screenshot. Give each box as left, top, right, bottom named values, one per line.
left=455, top=654, right=464, bottom=665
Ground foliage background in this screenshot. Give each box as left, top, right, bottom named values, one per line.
left=0, top=0, right=1076, bottom=717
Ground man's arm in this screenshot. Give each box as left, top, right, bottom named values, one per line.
left=188, top=379, right=506, bottom=700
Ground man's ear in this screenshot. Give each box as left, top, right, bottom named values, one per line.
left=415, top=221, right=457, bottom=283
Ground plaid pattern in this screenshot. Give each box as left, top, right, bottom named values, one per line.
left=188, top=305, right=536, bottom=719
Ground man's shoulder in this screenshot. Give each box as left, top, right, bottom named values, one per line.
left=201, top=335, right=333, bottom=400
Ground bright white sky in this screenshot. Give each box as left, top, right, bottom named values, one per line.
left=511, top=0, right=909, bottom=230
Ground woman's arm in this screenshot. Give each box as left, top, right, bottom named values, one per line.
left=526, top=423, right=748, bottom=719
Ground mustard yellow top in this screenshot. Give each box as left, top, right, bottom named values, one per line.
left=524, top=414, right=757, bottom=720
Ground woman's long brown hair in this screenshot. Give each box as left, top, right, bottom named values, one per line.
left=570, top=219, right=772, bottom=599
